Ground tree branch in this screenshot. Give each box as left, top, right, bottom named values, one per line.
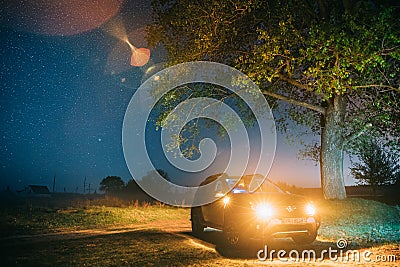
left=276, top=74, right=312, bottom=91
left=317, top=0, right=328, bottom=19
left=343, top=123, right=373, bottom=145
left=265, top=66, right=311, bottom=91
left=342, top=0, right=352, bottom=14
left=261, top=90, right=326, bottom=115
left=350, top=84, right=400, bottom=94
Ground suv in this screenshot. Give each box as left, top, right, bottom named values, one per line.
left=191, top=174, right=320, bottom=247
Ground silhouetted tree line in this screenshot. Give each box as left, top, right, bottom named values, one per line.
left=99, top=169, right=170, bottom=202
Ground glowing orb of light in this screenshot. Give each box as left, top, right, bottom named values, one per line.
left=105, top=26, right=151, bottom=73
left=130, top=47, right=151, bottom=67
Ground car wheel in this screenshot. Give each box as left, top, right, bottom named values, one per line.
left=224, top=220, right=247, bottom=248
left=292, top=231, right=317, bottom=244
left=191, top=208, right=205, bottom=236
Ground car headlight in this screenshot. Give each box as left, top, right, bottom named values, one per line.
left=305, top=203, right=316, bottom=216
left=223, top=196, right=230, bottom=206
left=255, top=203, right=274, bottom=220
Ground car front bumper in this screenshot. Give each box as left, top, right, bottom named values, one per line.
left=246, top=216, right=320, bottom=239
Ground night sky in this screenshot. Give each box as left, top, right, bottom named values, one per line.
left=0, top=0, right=355, bottom=193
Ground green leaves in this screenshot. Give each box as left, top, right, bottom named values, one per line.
left=148, top=0, right=400, bottom=160
left=236, top=3, right=399, bottom=101
left=350, top=138, right=400, bottom=186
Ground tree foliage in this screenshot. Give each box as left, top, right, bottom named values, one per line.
left=148, top=0, right=399, bottom=137
left=147, top=0, right=400, bottom=198
left=350, top=139, right=400, bottom=187
left=99, top=176, right=125, bottom=193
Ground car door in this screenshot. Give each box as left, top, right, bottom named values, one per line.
left=201, top=180, right=226, bottom=227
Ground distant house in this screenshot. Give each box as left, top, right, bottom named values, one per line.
left=17, top=185, right=51, bottom=197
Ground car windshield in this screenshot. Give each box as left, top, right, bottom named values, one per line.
left=226, top=176, right=284, bottom=194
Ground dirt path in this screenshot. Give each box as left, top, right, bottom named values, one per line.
left=0, top=219, right=192, bottom=244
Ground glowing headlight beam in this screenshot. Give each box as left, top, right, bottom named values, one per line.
left=305, top=204, right=316, bottom=216
left=255, top=203, right=274, bottom=220
left=223, top=196, right=230, bottom=207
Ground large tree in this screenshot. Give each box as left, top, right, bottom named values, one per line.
left=147, top=0, right=400, bottom=199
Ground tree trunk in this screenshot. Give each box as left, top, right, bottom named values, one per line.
left=320, top=95, right=347, bottom=199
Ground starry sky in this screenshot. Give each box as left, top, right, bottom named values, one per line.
left=0, top=0, right=355, bottom=193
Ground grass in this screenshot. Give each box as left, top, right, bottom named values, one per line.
left=1, top=197, right=399, bottom=244
left=316, top=198, right=400, bottom=245
left=2, top=229, right=228, bottom=267
left=0, top=197, right=399, bottom=266
left=0, top=199, right=189, bottom=237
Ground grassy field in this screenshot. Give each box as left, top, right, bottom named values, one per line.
left=316, top=198, right=400, bottom=244
left=0, top=196, right=399, bottom=266
left=0, top=198, right=189, bottom=237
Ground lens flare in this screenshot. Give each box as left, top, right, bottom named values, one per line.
left=125, top=40, right=151, bottom=67
left=223, top=196, right=230, bottom=206
left=104, top=19, right=150, bottom=67
left=305, top=203, right=316, bottom=216
left=3, top=0, right=123, bottom=36
left=255, top=203, right=274, bottom=220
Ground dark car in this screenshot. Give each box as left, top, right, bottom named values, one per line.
left=191, top=174, right=320, bottom=247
